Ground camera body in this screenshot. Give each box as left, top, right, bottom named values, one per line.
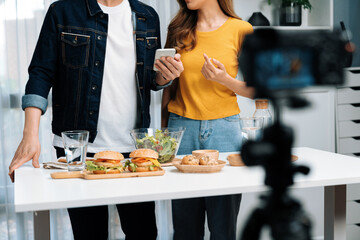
left=239, top=29, right=348, bottom=98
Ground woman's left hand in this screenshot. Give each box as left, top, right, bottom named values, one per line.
left=201, top=53, right=228, bottom=84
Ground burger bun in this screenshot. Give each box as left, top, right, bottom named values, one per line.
left=130, top=148, right=158, bottom=159
left=94, top=151, right=124, bottom=161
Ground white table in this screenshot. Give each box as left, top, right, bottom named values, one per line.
left=14, top=147, right=360, bottom=239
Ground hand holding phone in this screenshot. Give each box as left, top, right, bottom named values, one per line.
left=153, top=48, right=176, bottom=71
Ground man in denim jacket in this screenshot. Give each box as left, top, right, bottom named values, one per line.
left=8, top=0, right=183, bottom=239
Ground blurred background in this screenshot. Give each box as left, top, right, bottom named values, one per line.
left=0, top=0, right=359, bottom=239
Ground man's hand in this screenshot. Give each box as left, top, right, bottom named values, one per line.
left=8, top=107, right=42, bottom=182
left=8, top=134, right=41, bottom=182
left=201, top=53, right=228, bottom=84
left=155, top=53, right=184, bottom=85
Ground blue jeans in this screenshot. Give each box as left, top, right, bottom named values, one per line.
left=168, top=113, right=243, bottom=240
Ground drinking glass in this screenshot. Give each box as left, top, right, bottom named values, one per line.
left=240, top=117, right=264, bottom=141
left=61, top=130, right=89, bottom=171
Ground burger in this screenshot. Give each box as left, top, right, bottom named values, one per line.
left=86, top=151, right=124, bottom=174
left=126, top=149, right=160, bottom=172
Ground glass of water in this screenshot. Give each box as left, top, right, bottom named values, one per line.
left=61, top=130, right=89, bottom=171
left=240, top=117, right=264, bottom=141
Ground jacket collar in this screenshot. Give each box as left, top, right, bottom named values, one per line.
left=86, top=0, right=102, bottom=17
left=128, top=0, right=150, bottom=18
left=86, top=0, right=152, bottom=18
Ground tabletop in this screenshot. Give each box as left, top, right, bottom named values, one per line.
left=14, top=147, right=360, bottom=212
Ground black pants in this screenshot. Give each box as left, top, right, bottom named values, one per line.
left=56, top=147, right=158, bottom=240
left=172, top=194, right=242, bottom=240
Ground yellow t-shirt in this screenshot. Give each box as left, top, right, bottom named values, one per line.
left=168, top=17, right=253, bottom=120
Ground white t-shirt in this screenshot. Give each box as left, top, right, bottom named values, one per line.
left=53, top=0, right=137, bottom=153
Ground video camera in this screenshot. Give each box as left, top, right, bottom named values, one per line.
left=238, top=28, right=350, bottom=240
left=239, top=29, right=349, bottom=98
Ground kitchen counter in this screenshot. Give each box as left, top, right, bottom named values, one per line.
left=15, top=147, right=360, bottom=239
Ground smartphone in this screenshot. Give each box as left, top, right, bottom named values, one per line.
left=153, top=48, right=176, bottom=71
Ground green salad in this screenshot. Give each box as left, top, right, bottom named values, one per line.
left=135, top=129, right=179, bottom=163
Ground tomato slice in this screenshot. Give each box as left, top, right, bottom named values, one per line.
left=132, top=158, right=159, bottom=166
left=93, top=158, right=120, bottom=163
left=93, top=158, right=106, bottom=162
left=132, top=157, right=149, bottom=163
left=132, top=158, right=147, bottom=163
left=106, top=160, right=121, bottom=164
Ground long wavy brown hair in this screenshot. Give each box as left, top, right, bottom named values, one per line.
left=165, top=0, right=240, bottom=51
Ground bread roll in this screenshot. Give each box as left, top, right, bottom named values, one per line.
left=199, top=156, right=218, bottom=166
left=181, top=155, right=199, bottom=165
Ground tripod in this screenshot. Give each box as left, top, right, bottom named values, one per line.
left=240, top=97, right=312, bottom=240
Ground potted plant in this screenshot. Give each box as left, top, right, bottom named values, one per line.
left=268, top=0, right=312, bottom=26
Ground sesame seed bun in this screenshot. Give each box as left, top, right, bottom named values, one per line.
left=130, top=149, right=158, bottom=159
left=94, top=151, right=124, bottom=161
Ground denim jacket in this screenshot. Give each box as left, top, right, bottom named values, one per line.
left=22, top=0, right=170, bottom=142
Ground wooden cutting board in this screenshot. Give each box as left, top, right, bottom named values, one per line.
left=51, top=168, right=165, bottom=180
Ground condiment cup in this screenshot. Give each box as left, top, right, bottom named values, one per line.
left=192, top=149, right=219, bottom=160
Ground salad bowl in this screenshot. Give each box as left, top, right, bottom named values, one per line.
left=130, top=127, right=185, bottom=163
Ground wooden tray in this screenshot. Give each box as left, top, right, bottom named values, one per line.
left=59, top=157, right=174, bottom=167
left=172, top=159, right=226, bottom=173
left=51, top=168, right=165, bottom=180
left=57, top=157, right=94, bottom=163
left=160, top=160, right=176, bottom=167
left=227, top=154, right=299, bottom=166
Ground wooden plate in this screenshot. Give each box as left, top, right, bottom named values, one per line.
left=51, top=168, right=165, bottom=180
left=172, top=159, right=226, bottom=173
left=227, top=154, right=299, bottom=167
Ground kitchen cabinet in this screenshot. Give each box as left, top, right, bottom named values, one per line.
left=336, top=68, right=360, bottom=157
left=338, top=68, right=360, bottom=239
left=347, top=183, right=360, bottom=239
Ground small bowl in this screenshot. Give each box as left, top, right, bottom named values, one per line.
left=192, top=149, right=219, bottom=160
left=227, top=154, right=245, bottom=166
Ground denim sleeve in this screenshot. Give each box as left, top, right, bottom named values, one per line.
left=25, top=3, right=57, bottom=100
left=155, top=79, right=173, bottom=90
left=235, top=68, right=244, bottom=81
left=150, top=9, right=165, bottom=91
left=22, top=94, right=48, bottom=115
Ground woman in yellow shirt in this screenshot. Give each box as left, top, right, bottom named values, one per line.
left=158, top=0, right=254, bottom=239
